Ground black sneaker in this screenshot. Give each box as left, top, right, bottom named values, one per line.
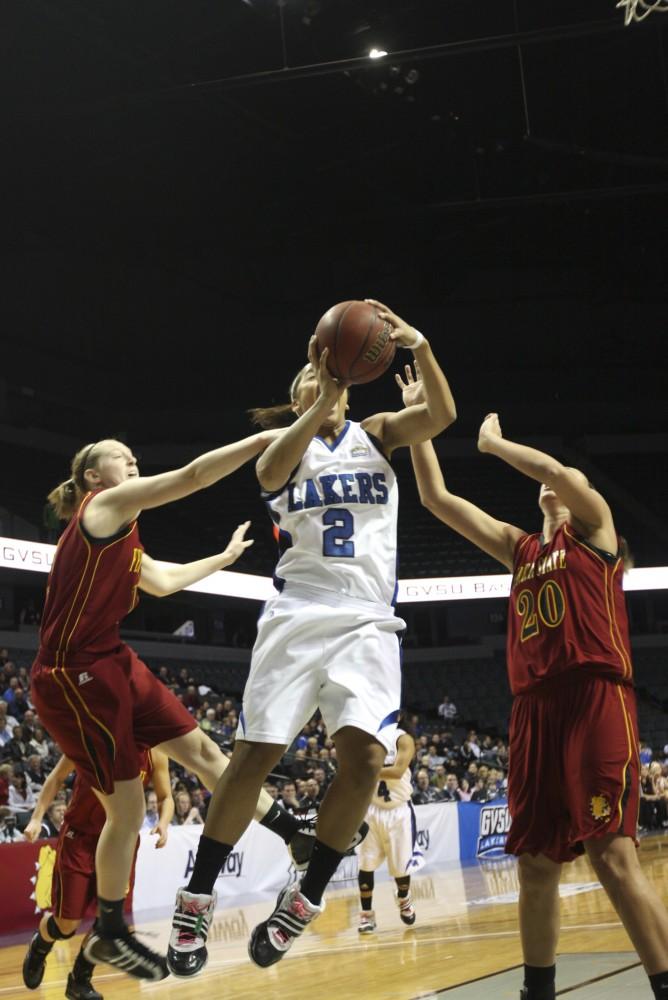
left=167, top=888, right=217, bottom=978
left=288, top=817, right=370, bottom=871
left=248, top=884, right=323, bottom=968
left=22, top=932, right=53, bottom=989
left=83, top=930, right=168, bottom=981
left=65, top=971, right=103, bottom=1000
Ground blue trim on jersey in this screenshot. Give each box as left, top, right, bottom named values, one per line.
left=365, top=429, right=392, bottom=465
left=239, top=710, right=246, bottom=736
left=409, top=800, right=417, bottom=850
left=377, top=708, right=401, bottom=732
left=261, top=463, right=302, bottom=502
left=315, top=420, right=350, bottom=452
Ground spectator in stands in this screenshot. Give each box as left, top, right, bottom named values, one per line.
left=263, top=782, right=279, bottom=801
left=312, top=768, right=330, bottom=794
left=27, top=725, right=51, bottom=762
left=425, top=744, right=446, bottom=771
left=437, top=694, right=458, bottom=723
left=279, top=781, right=300, bottom=812
left=465, top=762, right=479, bottom=785
left=298, top=778, right=322, bottom=811
left=141, top=790, right=160, bottom=832
left=8, top=770, right=37, bottom=817
left=2, top=676, right=19, bottom=709
left=458, top=777, right=473, bottom=802
left=0, top=701, right=17, bottom=747
left=0, top=806, right=24, bottom=842
left=0, top=763, right=12, bottom=805
left=41, top=801, right=66, bottom=838
left=459, top=738, right=479, bottom=768
left=190, top=788, right=208, bottom=821
left=25, top=754, right=47, bottom=792
left=10, top=687, right=31, bottom=723
left=432, top=765, right=448, bottom=792
left=172, top=790, right=204, bottom=826
left=200, top=708, right=218, bottom=734
left=289, top=748, right=310, bottom=781
left=412, top=769, right=444, bottom=805
left=441, top=774, right=464, bottom=802
left=639, top=741, right=653, bottom=766
left=182, top=685, right=201, bottom=712
left=2, top=724, right=31, bottom=764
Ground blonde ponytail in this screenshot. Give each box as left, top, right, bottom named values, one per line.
left=46, top=442, right=101, bottom=522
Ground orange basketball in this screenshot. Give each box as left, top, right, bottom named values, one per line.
left=314, top=300, right=396, bottom=385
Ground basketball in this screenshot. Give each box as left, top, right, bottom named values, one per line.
left=314, top=300, right=396, bottom=385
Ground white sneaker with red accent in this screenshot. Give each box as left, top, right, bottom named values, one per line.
left=358, top=910, right=377, bottom=933
left=396, top=891, right=416, bottom=926
left=248, top=884, right=324, bottom=967
left=167, top=888, right=217, bottom=977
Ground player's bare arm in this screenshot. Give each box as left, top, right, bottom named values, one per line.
left=398, top=365, right=522, bottom=570
left=478, top=413, right=617, bottom=552
left=256, top=339, right=348, bottom=492
left=361, top=301, right=456, bottom=456
left=84, top=433, right=274, bottom=538
left=139, top=523, right=254, bottom=598
left=23, top=754, right=74, bottom=842
left=150, top=749, right=173, bottom=848
left=378, top=734, right=416, bottom=781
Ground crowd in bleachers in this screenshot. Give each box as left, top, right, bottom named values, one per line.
left=2, top=646, right=668, bottom=844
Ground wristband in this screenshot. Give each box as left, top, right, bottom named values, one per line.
left=403, top=328, right=425, bottom=350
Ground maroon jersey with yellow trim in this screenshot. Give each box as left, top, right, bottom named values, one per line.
left=507, top=523, right=632, bottom=695
left=39, top=490, right=143, bottom=659
left=62, top=749, right=152, bottom=837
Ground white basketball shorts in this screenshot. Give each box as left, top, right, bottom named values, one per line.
left=236, top=583, right=405, bottom=754
left=358, top=802, right=425, bottom=877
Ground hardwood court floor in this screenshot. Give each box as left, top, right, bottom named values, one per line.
left=2, top=836, right=668, bottom=1000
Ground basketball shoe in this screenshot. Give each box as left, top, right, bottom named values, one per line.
left=358, top=910, right=376, bottom=933
left=65, top=969, right=102, bottom=1000
left=288, top=816, right=370, bottom=871
left=22, top=932, right=52, bottom=989
left=167, top=888, right=217, bottom=977
left=83, top=928, right=167, bottom=981
left=396, top=891, right=416, bottom=926
left=248, top=884, right=324, bottom=967
left=520, top=988, right=555, bottom=1000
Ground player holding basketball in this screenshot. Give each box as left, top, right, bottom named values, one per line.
left=22, top=749, right=170, bottom=999
left=31, top=433, right=323, bottom=980
left=167, top=300, right=456, bottom=975
left=357, top=721, right=423, bottom=933
left=400, top=365, right=668, bottom=1000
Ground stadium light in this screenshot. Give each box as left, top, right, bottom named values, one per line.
left=369, top=47, right=388, bottom=59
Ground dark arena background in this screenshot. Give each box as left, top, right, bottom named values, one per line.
left=1, top=1, right=668, bottom=998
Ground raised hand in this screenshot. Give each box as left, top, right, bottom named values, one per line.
left=222, top=521, right=254, bottom=566
left=307, top=335, right=348, bottom=400
left=477, top=413, right=503, bottom=453
left=395, top=362, right=425, bottom=408
left=365, top=299, right=423, bottom=350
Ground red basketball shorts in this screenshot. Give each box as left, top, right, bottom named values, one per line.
left=52, top=822, right=140, bottom=920
left=32, top=644, right=196, bottom=795
left=505, top=673, right=639, bottom=864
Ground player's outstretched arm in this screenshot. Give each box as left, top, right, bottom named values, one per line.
left=139, top=522, right=254, bottom=597
left=23, top=754, right=74, bottom=842
left=150, top=750, right=174, bottom=848
left=361, top=300, right=456, bottom=455
left=478, top=413, right=616, bottom=544
left=256, top=339, right=347, bottom=492
left=86, top=432, right=275, bottom=535
left=378, top=734, right=416, bottom=780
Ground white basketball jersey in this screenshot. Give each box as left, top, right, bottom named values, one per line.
left=374, top=729, right=413, bottom=809
left=264, top=421, right=398, bottom=607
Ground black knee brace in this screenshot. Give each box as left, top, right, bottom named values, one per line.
left=46, top=915, right=76, bottom=940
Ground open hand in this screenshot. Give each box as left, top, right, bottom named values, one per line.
left=478, top=413, right=503, bottom=453
left=222, top=521, right=254, bottom=565
left=308, top=335, right=349, bottom=400
left=395, top=362, right=425, bottom=408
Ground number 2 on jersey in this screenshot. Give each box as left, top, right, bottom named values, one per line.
left=516, top=579, right=566, bottom=641
left=322, top=508, right=355, bottom=557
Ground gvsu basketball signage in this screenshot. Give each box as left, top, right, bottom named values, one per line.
left=476, top=803, right=512, bottom=858
left=457, top=800, right=511, bottom=860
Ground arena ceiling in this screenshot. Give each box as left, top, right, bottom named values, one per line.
left=2, top=0, right=667, bottom=455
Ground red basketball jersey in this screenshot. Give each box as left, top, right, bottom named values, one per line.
left=63, top=749, right=153, bottom=836
left=507, top=523, right=632, bottom=695
left=39, top=490, right=144, bottom=660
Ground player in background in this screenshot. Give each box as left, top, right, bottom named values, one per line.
left=22, top=749, right=171, bottom=999
left=167, top=301, right=456, bottom=976
left=31, top=431, right=316, bottom=980
left=399, top=363, right=668, bottom=1000
left=357, top=720, right=423, bottom=933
